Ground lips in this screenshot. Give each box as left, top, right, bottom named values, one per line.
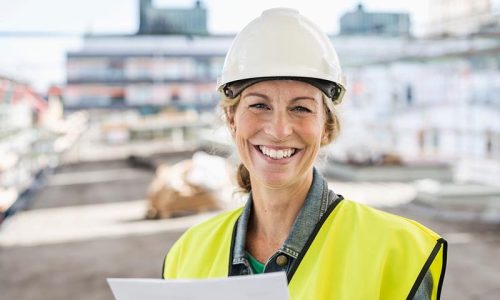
left=256, top=145, right=298, bottom=160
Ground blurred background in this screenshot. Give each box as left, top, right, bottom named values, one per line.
left=1, top=0, right=500, bottom=299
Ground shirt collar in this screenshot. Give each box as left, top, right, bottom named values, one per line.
left=232, top=167, right=337, bottom=264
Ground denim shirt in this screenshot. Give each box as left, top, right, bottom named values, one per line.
left=229, top=168, right=432, bottom=300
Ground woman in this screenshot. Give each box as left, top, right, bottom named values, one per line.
left=163, top=8, right=447, bottom=299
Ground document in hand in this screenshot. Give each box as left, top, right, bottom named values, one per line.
left=107, top=272, right=290, bottom=300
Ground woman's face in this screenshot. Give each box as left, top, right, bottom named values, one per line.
left=229, top=80, right=327, bottom=189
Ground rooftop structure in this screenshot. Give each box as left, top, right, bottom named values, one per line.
left=340, top=4, right=410, bottom=36
left=138, top=0, right=208, bottom=35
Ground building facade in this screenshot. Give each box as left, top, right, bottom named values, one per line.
left=0, top=75, right=50, bottom=218
left=334, top=37, right=500, bottom=184
left=65, top=34, right=232, bottom=110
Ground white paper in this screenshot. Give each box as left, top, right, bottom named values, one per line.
left=107, top=272, right=290, bottom=300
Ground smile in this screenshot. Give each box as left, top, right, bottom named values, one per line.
left=257, top=145, right=298, bottom=160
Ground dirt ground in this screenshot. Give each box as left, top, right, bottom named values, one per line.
left=1, top=157, right=499, bottom=300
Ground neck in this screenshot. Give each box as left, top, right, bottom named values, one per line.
left=246, top=169, right=313, bottom=260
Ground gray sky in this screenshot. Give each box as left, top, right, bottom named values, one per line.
left=0, top=0, right=430, bottom=91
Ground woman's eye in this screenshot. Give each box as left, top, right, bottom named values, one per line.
left=249, top=103, right=270, bottom=110
left=292, top=106, right=312, bottom=113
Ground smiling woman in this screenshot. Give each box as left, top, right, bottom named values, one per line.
left=162, top=8, right=446, bottom=300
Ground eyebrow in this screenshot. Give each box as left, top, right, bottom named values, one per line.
left=243, top=93, right=317, bottom=103
left=290, top=97, right=316, bottom=103
left=243, top=92, right=269, bottom=99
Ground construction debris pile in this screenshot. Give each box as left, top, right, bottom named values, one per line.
left=146, top=152, right=232, bottom=219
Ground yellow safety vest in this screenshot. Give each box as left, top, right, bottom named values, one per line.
left=163, top=199, right=447, bottom=300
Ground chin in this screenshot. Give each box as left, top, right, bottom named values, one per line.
left=253, top=170, right=298, bottom=189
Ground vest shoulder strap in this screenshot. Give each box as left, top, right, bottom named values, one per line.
left=162, top=207, right=243, bottom=279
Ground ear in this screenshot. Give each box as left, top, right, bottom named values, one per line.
left=321, top=127, right=329, bottom=145
left=226, top=110, right=236, bottom=137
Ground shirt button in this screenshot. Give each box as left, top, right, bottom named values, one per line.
left=276, top=255, right=288, bottom=266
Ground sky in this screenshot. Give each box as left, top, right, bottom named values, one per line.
left=0, top=0, right=430, bottom=91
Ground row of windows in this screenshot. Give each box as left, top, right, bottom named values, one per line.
left=63, top=83, right=219, bottom=107
left=67, top=57, right=224, bottom=81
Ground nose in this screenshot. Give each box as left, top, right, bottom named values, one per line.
left=264, top=111, right=292, bottom=141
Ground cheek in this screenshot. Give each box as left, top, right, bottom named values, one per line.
left=234, top=111, right=259, bottom=135
left=232, top=111, right=257, bottom=151
left=299, top=118, right=325, bottom=145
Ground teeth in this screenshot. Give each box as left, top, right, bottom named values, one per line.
left=258, top=146, right=296, bottom=159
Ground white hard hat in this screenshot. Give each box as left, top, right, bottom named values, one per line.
left=217, top=8, right=346, bottom=104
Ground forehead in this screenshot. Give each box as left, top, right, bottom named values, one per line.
left=242, top=80, right=322, bottom=99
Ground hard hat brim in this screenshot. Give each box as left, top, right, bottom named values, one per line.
left=222, top=76, right=345, bottom=105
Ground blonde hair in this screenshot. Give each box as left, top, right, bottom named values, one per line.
left=220, top=92, right=340, bottom=193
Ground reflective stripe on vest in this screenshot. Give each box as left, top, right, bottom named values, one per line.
left=163, top=199, right=447, bottom=299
